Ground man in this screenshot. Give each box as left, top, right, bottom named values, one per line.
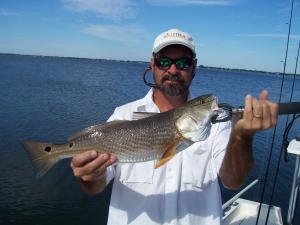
left=71, top=28, right=278, bottom=225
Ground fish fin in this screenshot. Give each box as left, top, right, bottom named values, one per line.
left=154, top=145, right=176, bottom=169
left=132, top=112, right=159, bottom=120
left=68, top=120, right=128, bottom=142
left=23, top=141, right=60, bottom=177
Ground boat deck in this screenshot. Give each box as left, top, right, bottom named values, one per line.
left=223, top=198, right=283, bottom=225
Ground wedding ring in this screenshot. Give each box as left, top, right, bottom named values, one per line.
left=254, top=114, right=262, bottom=118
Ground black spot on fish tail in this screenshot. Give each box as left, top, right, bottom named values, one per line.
left=44, top=146, right=51, bottom=152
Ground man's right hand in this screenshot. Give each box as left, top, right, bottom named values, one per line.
left=70, top=151, right=118, bottom=194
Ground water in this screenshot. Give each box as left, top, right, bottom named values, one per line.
left=0, top=54, right=299, bottom=225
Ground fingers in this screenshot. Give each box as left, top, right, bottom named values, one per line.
left=244, top=96, right=264, bottom=130
left=70, top=151, right=118, bottom=182
left=71, top=150, right=98, bottom=168
left=80, top=154, right=117, bottom=182
left=235, top=90, right=278, bottom=135
left=270, top=102, right=279, bottom=126
left=243, top=95, right=253, bottom=122
left=259, top=90, right=269, bottom=101
left=252, top=98, right=263, bottom=119
left=261, top=103, right=272, bottom=129
left=256, top=90, right=278, bottom=128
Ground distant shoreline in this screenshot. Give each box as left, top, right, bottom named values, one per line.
left=1, top=52, right=299, bottom=76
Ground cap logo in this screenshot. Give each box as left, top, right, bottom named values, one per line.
left=163, top=32, right=187, bottom=40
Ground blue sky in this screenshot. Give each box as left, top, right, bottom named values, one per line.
left=0, top=0, right=300, bottom=73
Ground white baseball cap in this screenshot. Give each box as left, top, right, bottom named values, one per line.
left=152, top=28, right=196, bottom=57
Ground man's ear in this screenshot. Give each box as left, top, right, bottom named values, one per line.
left=191, top=58, right=198, bottom=78
left=150, top=58, right=155, bottom=71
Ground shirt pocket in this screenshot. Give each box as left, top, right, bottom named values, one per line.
left=118, top=161, right=155, bottom=184
left=182, top=141, right=216, bottom=189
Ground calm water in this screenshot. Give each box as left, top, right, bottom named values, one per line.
left=0, top=54, right=299, bottom=225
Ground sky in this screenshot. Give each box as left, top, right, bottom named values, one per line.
left=0, top=0, right=300, bottom=73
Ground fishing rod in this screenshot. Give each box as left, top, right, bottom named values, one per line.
left=212, top=102, right=300, bottom=123
left=265, top=41, right=300, bottom=225
left=284, top=40, right=300, bottom=161
left=255, top=0, right=297, bottom=225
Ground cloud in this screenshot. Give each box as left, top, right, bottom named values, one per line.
left=83, top=24, right=147, bottom=43
left=62, top=0, right=137, bottom=19
left=62, top=0, right=236, bottom=21
left=236, top=33, right=300, bottom=40
left=147, top=0, right=237, bottom=6
left=0, top=8, right=19, bottom=16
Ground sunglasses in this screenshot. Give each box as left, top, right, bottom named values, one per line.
left=155, top=57, right=194, bottom=70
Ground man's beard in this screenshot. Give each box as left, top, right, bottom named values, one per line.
left=156, top=74, right=189, bottom=96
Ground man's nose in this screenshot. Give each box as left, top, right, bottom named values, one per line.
left=167, top=63, right=178, bottom=74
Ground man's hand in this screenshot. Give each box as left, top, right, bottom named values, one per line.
left=70, top=151, right=117, bottom=194
left=220, top=90, right=279, bottom=190
left=233, top=90, right=278, bottom=136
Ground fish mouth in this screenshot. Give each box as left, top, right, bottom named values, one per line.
left=211, top=108, right=231, bottom=123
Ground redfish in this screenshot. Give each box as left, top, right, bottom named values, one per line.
left=23, top=94, right=219, bottom=177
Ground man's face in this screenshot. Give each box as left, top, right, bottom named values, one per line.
left=151, top=45, right=197, bottom=97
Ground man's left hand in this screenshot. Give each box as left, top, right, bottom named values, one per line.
left=233, top=90, right=279, bottom=137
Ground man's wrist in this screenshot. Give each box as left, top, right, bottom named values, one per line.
left=232, top=127, right=254, bottom=141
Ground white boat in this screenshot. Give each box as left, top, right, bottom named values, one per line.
left=222, top=138, right=300, bottom=225
left=223, top=196, right=283, bottom=225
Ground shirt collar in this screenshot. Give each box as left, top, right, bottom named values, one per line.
left=137, top=88, right=194, bottom=113
left=137, top=88, right=159, bottom=113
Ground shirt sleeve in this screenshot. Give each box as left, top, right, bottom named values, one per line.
left=107, top=106, right=133, bottom=121
left=107, top=107, right=122, bottom=122
left=211, top=121, right=232, bottom=175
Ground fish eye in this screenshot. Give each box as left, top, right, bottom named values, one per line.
left=69, top=143, right=73, bottom=148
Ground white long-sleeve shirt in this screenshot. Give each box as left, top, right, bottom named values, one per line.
left=105, top=89, right=231, bottom=225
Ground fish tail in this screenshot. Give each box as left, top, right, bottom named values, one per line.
left=23, top=141, right=60, bottom=177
